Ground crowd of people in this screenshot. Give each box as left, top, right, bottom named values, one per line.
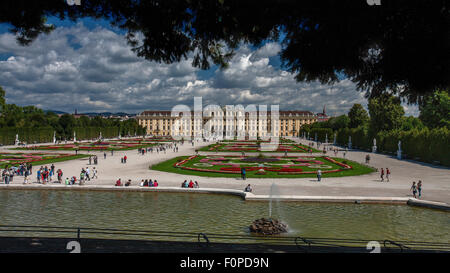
left=1, top=163, right=33, bottom=184
left=64, top=166, right=98, bottom=186
left=138, top=143, right=180, bottom=156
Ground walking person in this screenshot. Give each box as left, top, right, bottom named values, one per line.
left=365, top=154, right=370, bottom=164
left=57, top=169, right=63, bottom=183
left=85, top=167, right=91, bottom=181
left=386, top=168, right=390, bottom=182
left=37, top=169, right=41, bottom=184
left=4, top=169, right=10, bottom=184
left=380, top=168, right=384, bottom=182
left=317, top=169, right=322, bottom=182
left=80, top=171, right=85, bottom=185
left=417, top=180, right=422, bottom=198
left=23, top=170, right=29, bottom=184
left=410, top=181, right=417, bottom=198
left=104, top=152, right=107, bottom=159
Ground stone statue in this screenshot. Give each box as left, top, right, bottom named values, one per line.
left=397, top=140, right=402, bottom=159
left=15, top=134, right=19, bottom=145
left=74, top=132, right=77, bottom=142
left=373, top=138, right=376, bottom=147
left=53, top=131, right=56, bottom=144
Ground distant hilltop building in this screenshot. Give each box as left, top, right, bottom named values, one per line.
left=72, top=109, right=87, bottom=119
left=137, top=108, right=318, bottom=138
left=316, top=105, right=330, bottom=122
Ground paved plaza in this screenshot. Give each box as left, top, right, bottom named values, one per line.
left=1, top=138, right=449, bottom=205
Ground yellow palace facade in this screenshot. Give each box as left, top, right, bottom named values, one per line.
left=137, top=109, right=318, bottom=139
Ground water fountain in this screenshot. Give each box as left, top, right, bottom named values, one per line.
left=249, top=183, right=288, bottom=235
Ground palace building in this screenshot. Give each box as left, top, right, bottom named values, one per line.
left=137, top=109, right=318, bottom=139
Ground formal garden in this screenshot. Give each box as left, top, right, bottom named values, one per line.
left=0, top=152, right=89, bottom=168
left=13, top=140, right=162, bottom=151
left=199, top=139, right=320, bottom=153
left=152, top=154, right=375, bottom=178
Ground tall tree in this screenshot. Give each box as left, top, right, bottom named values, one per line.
left=368, top=94, right=405, bottom=134
left=0, top=86, right=5, bottom=113
left=328, top=115, right=350, bottom=131
left=419, top=90, right=450, bottom=129
left=348, top=104, right=369, bottom=128
left=0, top=0, right=447, bottom=102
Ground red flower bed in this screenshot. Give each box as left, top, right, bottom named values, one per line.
left=323, top=157, right=352, bottom=169
left=173, top=155, right=352, bottom=176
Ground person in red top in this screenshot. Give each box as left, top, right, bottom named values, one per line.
left=124, top=156, right=127, bottom=163
left=380, top=168, right=384, bottom=182
left=153, top=180, right=159, bottom=187
left=115, top=179, right=122, bottom=186
left=188, top=180, right=194, bottom=188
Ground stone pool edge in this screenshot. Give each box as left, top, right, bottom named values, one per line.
left=0, top=184, right=449, bottom=211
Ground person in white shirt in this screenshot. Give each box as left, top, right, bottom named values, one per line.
left=85, top=167, right=91, bottom=181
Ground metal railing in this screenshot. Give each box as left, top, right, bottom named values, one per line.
left=0, top=225, right=449, bottom=252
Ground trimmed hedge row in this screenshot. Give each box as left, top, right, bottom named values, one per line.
left=73, top=127, right=120, bottom=140
left=0, top=126, right=145, bottom=145
left=303, top=128, right=334, bottom=143
left=0, top=127, right=54, bottom=145
left=335, top=127, right=450, bottom=167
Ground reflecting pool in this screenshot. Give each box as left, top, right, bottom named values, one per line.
left=0, top=190, right=448, bottom=243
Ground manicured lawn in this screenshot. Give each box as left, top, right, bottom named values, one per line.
left=0, top=153, right=90, bottom=168
left=151, top=155, right=375, bottom=179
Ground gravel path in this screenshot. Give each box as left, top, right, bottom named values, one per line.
left=1, top=137, right=449, bottom=204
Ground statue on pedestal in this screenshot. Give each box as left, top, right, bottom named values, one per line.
left=15, top=134, right=20, bottom=146
left=397, top=140, right=402, bottom=159
left=372, top=138, right=377, bottom=153
left=348, top=135, right=352, bottom=149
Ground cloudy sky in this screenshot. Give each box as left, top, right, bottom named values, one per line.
left=0, top=17, right=419, bottom=116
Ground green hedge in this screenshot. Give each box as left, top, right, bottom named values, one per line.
left=301, top=128, right=333, bottom=143
left=335, top=126, right=450, bottom=166
left=0, top=127, right=54, bottom=145
left=0, top=126, right=145, bottom=145
left=376, top=127, right=450, bottom=166
left=73, top=127, right=120, bottom=140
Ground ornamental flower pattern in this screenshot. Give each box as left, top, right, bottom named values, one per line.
left=173, top=155, right=353, bottom=175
